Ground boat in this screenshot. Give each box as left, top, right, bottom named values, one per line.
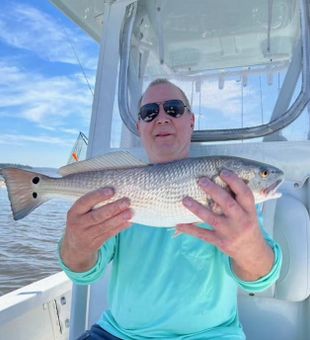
left=67, top=131, right=88, bottom=164
left=0, top=0, right=310, bottom=339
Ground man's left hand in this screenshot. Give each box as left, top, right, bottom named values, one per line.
left=176, top=170, right=274, bottom=281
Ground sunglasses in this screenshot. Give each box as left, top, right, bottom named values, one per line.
left=138, top=99, right=189, bottom=122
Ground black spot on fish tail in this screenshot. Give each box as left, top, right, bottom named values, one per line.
left=32, top=176, right=40, bottom=184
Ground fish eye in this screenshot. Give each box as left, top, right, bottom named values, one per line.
left=260, top=169, right=269, bottom=178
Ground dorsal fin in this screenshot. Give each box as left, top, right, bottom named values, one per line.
left=59, top=151, right=147, bottom=176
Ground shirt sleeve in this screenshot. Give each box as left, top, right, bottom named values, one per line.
left=57, top=236, right=116, bottom=285
left=225, top=204, right=283, bottom=293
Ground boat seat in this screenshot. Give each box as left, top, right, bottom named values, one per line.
left=273, top=191, right=310, bottom=301
left=240, top=185, right=310, bottom=302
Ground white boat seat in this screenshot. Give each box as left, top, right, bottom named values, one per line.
left=240, top=186, right=310, bottom=302
left=273, top=192, right=310, bottom=301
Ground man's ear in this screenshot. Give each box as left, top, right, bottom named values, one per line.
left=190, top=112, right=195, bottom=129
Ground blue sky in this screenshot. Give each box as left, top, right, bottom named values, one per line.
left=0, top=0, right=98, bottom=167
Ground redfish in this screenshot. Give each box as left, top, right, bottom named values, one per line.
left=1, top=152, right=284, bottom=227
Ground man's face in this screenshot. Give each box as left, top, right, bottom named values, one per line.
left=137, top=83, right=195, bottom=163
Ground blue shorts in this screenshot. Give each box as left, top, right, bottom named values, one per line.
left=76, top=324, right=121, bottom=340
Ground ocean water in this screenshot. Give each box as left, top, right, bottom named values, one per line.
left=0, top=187, right=72, bottom=296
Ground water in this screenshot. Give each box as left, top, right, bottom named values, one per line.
left=0, top=187, right=72, bottom=296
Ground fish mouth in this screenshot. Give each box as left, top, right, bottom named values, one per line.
left=262, top=178, right=284, bottom=197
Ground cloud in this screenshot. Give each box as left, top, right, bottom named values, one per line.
left=177, top=78, right=259, bottom=125
left=199, top=80, right=244, bottom=116
left=37, top=125, right=80, bottom=136
left=0, top=60, right=93, bottom=128
left=0, top=2, right=98, bottom=68
left=60, top=128, right=81, bottom=135
left=0, top=133, right=74, bottom=147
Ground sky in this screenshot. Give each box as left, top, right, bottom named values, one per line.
left=0, top=0, right=98, bottom=167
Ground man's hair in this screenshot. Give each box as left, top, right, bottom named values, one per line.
left=138, top=78, right=192, bottom=111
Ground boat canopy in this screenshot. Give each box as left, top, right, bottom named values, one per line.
left=50, top=0, right=310, bottom=145
left=50, top=0, right=105, bottom=41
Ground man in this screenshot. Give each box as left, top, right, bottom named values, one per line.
left=59, top=79, right=282, bottom=339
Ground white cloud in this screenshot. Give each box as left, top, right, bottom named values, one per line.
left=60, top=128, right=80, bottom=135
left=0, top=133, right=74, bottom=147
left=185, top=79, right=257, bottom=116
left=0, top=60, right=93, bottom=127
left=0, top=63, right=29, bottom=84
left=36, top=125, right=80, bottom=136
left=175, top=78, right=260, bottom=129
left=0, top=3, right=98, bottom=68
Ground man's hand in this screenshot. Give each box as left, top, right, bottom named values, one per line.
left=61, top=187, right=132, bottom=272
left=176, top=170, right=274, bottom=281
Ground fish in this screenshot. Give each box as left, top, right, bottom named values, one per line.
left=1, top=151, right=284, bottom=227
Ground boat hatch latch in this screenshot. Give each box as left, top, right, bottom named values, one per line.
left=45, top=295, right=70, bottom=339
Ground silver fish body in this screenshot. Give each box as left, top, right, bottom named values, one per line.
left=2, top=154, right=284, bottom=226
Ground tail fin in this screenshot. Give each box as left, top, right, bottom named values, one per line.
left=2, top=168, right=50, bottom=220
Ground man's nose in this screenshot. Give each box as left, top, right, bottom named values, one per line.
left=155, top=105, right=171, bottom=124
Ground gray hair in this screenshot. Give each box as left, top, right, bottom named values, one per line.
left=138, top=78, right=192, bottom=111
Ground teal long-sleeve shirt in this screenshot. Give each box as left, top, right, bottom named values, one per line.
left=59, top=214, right=282, bottom=339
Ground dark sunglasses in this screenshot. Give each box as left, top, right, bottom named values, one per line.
left=138, top=99, right=189, bottom=122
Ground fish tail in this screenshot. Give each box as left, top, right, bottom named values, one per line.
left=2, top=168, right=50, bottom=220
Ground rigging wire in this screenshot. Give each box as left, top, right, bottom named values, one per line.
left=307, top=102, right=310, bottom=140
left=198, top=82, right=202, bottom=130
left=237, top=77, right=244, bottom=143
left=241, top=77, right=244, bottom=138
left=190, top=80, right=194, bottom=111
left=61, top=21, right=95, bottom=97
left=259, top=73, right=264, bottom=124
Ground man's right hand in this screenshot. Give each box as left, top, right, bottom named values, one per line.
left=60, top=187, right=132, bottom=272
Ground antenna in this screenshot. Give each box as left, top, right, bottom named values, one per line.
left=60, top=20, right=95, bottom=97
left=259, top=73, right=264, bottom=124
left=307, top=102, right=310, bottom=140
